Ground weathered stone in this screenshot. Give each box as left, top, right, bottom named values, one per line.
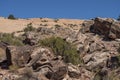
left=26, top=47, right=54, bottom=67
left=23, top=32, right=39, bottom=45
left=83, top=51, right=110, bottom=69
left=80, top=20, right=94, bottom=33
left=51, top=66, right=67, bottom=80
left=67, top=64, right=80, bottom=79
left=91, top=17, right=120, bottom=39
left=7, top=45, right=33, bottom=67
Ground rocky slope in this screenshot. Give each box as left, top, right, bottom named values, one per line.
left=0, top=17, right=120, bottom=80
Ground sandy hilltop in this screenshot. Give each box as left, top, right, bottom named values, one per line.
left=0, top=17, right=84, bottom=33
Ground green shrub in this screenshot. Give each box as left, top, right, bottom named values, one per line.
left=39, top=37, right=81, bottom=65
left=8, top=14, right=16, bottom=20
left=24, top=23, right=36, bottom=32
left=0, top=33, right=24, bottom=46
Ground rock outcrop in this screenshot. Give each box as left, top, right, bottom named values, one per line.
left=0, top=17, right=120, bottom=80
left=91, top=17, right=120, bottom=40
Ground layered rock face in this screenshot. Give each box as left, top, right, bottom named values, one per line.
left=91, top=17, right=120, bottom=39
left=0, top=17, right=120, bottom=80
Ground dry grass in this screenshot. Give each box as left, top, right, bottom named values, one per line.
left=0, top=17, right=84, bottom=33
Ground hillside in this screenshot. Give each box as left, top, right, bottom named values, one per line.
left=0, top=17, right=120, bottom=80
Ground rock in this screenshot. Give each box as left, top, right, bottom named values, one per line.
left=51, top=66, right=67, bottom=80
left=91, top=17, right=120, bottom=39
left=93, top=67, right=109, bottom=80
left=0, top=42, right=9, bottom=63
left=67, top=63, right=80, bottom=79
left=79, top=67, right=93, bottom=80
left=80, top=20, right=94, bottom=33
left=83, top=51, right=110, bottom=69
left=23, top=32, right=39, bottom=45
left=7, top=45, right=33, bottom=67
left=26, top=47, right=55, bottom=73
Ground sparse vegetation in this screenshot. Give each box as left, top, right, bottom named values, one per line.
left=24, top=23, right=36, bottom=32
left=54, top=24, right=61, bottom=28
left=41, top=20, right=48, bottom=22
left=39, top=37, right=81, bottom=65
left=0, top=33, right=24, bottom=46
left=8, top=14, right=16, bottom=20
left=40, top=24, right=48, bottom=26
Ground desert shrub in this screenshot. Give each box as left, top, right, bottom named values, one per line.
left=0, top=33, right=24, bottom=46
left=39, top=37, right=81, bottom=65
left=8, top=14, right=16, bottom=20
left=41, top=20, right=48, bottom=22
left=24, top=23, right=36, bottom=32
left=54, top=24, right=61, bottom=28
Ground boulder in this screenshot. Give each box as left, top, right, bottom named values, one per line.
left=50, top=66, right=67, bottom=80
left=80, top=20, right=94, bottom=33
left=26, top=47, right=55, bottom=72
left=23, top=32, right=39, bottom=45
left=83, top=51, right=110, bottom=69
left=67, top=63, right=80, bottom=79
left=7, top=45, right=33, bottom=67
left=0, top=42, right=9, bottom=62
left=91, top=17, right=120, bottom=39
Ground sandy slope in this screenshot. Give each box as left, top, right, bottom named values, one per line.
left=0, top=17, right=84, bottom=33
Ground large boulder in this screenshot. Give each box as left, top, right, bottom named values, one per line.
left=83, top=51, right=110, bottom=70
left=8, top=45, right=33, bottom=67
left=91, top=17, right=120, bottom=39
left=26, top=47, right=55, bottom=73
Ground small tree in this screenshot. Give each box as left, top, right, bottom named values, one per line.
left=8, top=14, right=16, bottom=20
